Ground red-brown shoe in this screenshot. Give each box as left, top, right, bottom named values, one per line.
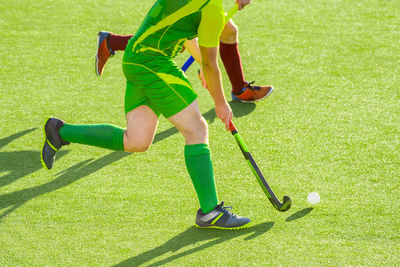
left=95, top=31, right=116, bottom=76
left=231, top=81, right=273, bottom=103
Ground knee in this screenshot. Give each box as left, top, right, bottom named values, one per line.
left=124, top=143, right=151, bottom=153
left=225, top=21, right=239, bottom=35
left=123, top=136, right=152, bottom=153
left=197, top=117, right=208, bottom=138
left=184, top=117, right=208, bottom=143
left=220, top=21, right=239, bottom=43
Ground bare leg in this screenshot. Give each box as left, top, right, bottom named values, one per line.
left=167, top=100, right=218, bottom=213
left=167, top=101, right=208, bottom=145
left=124, top=105, right=159, bottom=152
left=219, top=20, right=239, bottom=44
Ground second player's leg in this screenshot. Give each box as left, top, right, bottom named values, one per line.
left=220, top=19, right=239, bottom=44
left=96, top=31, right=133, bottom=76
left=219, top=20, right=246, bottom=94
left=219, top=20, right=274, bottom=102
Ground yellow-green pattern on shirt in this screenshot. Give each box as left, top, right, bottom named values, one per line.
left=124, top=0, right=225, bottom=59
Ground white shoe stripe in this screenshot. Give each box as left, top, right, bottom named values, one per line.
left=199, top=210, right=220, bottom=222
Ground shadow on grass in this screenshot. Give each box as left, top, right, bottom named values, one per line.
left=0, top=128, right=36, bottom=150
left=115, top=221, right=274, bottom=267
left=0, top=102, right=255, bottom=221
left=0, top=150, right=69, bottom=188
left=0, top=151, right=129, bottom=222
left=1, top=128, right=70, bottom=188
left=0, top=130, right=130, bottom=221
left=285, top=208, right=314, bottom=222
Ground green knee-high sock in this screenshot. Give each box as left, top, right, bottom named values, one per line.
left=59, top=123, right=125, bottom=151
left=184, top=143, right=218, bottom=213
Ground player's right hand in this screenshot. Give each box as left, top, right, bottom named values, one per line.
left=215, top=102, right=233, bottom=131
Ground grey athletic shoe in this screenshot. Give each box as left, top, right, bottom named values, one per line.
left=195, top=202, right=251, bottom=229
left=41, top=117, right=69, bottom=170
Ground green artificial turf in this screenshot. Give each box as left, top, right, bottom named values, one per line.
left=1, top=0, right=399, bottom=265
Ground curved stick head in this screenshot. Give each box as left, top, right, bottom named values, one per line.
left=278, top=196, right=292, bottom=212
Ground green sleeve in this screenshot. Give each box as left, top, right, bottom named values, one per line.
left=197, top=1, right=225, bottom=47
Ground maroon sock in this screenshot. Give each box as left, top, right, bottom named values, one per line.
left=219, top=41, right=246, bottom=94
left=108, top=34, right=134, bottom=51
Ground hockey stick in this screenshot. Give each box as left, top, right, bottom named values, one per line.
left=181, top=4, right=239, bottom=72
left=229, top=121, right=292, bottom=212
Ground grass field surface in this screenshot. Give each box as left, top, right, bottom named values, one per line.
left=1, top=0, right=399, bottom=265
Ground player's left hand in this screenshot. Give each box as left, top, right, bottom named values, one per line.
left=236, top=0, right=251, bottom=10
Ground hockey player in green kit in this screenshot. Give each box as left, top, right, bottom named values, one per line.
left=41, top=0, right=251, bottom=229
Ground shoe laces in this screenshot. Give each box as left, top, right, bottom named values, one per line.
left=216, top=202, right=237, bottom=218
left=246, top=81, right=261, bottom=91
